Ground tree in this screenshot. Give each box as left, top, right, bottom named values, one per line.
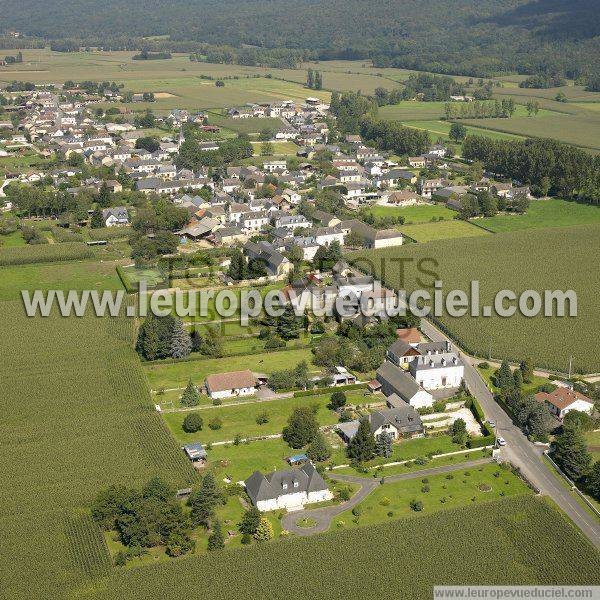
left=96, top=182, right=112, bottom=208
left=519, top=358, right=534, bottom=384
left=181, top=379, right=200, bottom=407
left=277, top=305, right=301, bottom=340
left=182, top=412, right=203, bottom=433
left=239, top=506, right=261, bottom=535
left=552, top=424, right=592, bottom=481
left=207, top=519, right=224, bottom=550
left=307, top=432, right=332, bottom=462
left=329, top=390, right=347, bottom=410
left=495, top=360, right=514, bottom=392
left=135, top=136, right=160, bottom=153
left=450, top=418, right=468, bottom=445
left=188, top=472, right=223, bottom=527
left=587, top=461, right=600, bottom=501
left=260, top=141, right=273, bottom=156
left=513, top=368, right=523, bottom=392
left=170, top=318, right=192, bottom=359
left=307, top=69, right=314, bottom=89
left=253, top=516, right=274, bottom=541
left=227, top=248, right=247, bottom=281
left=136, top=315, right=175, bottom=361
left=449, top=122, right=467, bottom=143
left=90, top=207, right=104, bottom=228
left=282, top=406, right=319, bottom=449
left=346, top=417, right=375, bottom=462
left=375, top=431, right=393, bottom=458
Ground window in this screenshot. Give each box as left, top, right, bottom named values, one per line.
left=282, top=483, right=288, bottom=490
left=293, top=481, right=299, bottom=488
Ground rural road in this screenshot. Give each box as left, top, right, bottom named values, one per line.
left=282, top=457, right=492, bottom=536
left=420, top=319, right=600, bottom=549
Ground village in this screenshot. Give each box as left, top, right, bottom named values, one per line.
left=1, top=80, right=598, bottom=565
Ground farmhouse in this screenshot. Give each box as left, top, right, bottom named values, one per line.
left=534, top=388, right=594, bottom=420
left=205, top=369, right=256, bottom=400
left=375, top=362, right=433, bottom=409
left=245, top=462, right=332, bottom=511
left=409, top=353, right=464, bottom=390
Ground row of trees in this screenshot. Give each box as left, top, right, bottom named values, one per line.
left=458, top=191, right=529, bottom=219
left=444, top=99, right=516, bottom=120
left=306, top=69, right=323, bottom=90
left=176, top=134, right=253, bottom=170
left=359, top=116, right=431, bottom=157
left=462, top=135, right=600, bottom=203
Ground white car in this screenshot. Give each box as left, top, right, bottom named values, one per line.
left=497, top=437, right=506, bottom=447
left=487, top=420, right=496, bottom=427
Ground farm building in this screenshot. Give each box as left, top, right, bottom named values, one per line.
left=205, top=369, right=256, bottom=400
left=183, top=443, right=207, bottom=463
left=375, top=362, right=433, bottom=409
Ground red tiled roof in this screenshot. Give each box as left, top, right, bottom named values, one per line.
left=534, top=387, right=593, bottom=411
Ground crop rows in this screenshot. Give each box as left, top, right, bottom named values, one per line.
left=90, top=496, right=600, bottom=600
left=0, top=241, right=94, bottom=265
left=0, top=300, right=196, bottom=599
left=65, top=513, right=112, bottom=579
left=352, top=224, right=600, bottom=374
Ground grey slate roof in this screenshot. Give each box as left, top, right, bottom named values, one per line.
left=245, top=462, right=328, bottom=505
left=376, top=362, right=422, bottom=402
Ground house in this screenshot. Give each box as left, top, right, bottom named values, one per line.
left=244, top=240, right=293, bottom=278
left=245, top=462, right=332, bottom=511
left=375, top=361, right=433, bottom=408
left=385, top=190, right=421, bottom=206
left=409, top=353, right=464, bottom=390
left=331, top=366, right=357, bottom=386
left=408, top=157, right=426, bottom=168
left=211, top=226, right=247, bottom=246
left=337, top=402, right=423, bottom=443
left=535, top=388, right=594, bottom=420
left=102, top=206, right=129, bottom=227
left=183, top=443, right=207, bottom=463
left=205, top=369, right=256, bottom=400
left=386, top=339, right=422, bottom=366
left=419, top=179, right=445, bottom=198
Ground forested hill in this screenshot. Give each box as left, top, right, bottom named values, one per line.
left=0, top=0, right=599, bottom=76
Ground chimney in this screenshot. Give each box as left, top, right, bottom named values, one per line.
left=446, top=341, right=451, bottom=351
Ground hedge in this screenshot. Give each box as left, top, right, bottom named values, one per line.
left=116, top=265, right=138, bottom=293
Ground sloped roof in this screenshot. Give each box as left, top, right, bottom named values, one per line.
left=205, top=369, right=255, bottom=393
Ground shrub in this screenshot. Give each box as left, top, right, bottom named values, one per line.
left=421, top=485, right=430, bottom=493
left=255, top=411, right=269, bottom=425
left=182, top=413, right=203, bottom=433
left=208, top=417, right=223, bottom=430
left=410, top=499, right=424, bottom=512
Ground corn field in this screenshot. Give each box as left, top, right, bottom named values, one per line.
left=0, top=241, right=94, bottom=265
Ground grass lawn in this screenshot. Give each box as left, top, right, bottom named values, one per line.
left=478, top=199, right=600, bottom=233
left=400, top=219, right=491, bottom=242
left=250, top=140, right=299, bottom=155
left=365, top=203, right=456, bottom=224
left=0, top=259, right=124, bottom=301
left=333, top=463, right=531, bottom=529
left=0, top=230, right=26, bottom=247
left=163, top=389, right=374, bottom=444
left=585, top=430, right=600, bottom=461
left=143, top=347, right=317, bottom=390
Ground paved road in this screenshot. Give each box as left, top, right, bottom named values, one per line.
left=421, top=319, right=600, bottom=549
left=281, top=457, right=492, bottom=536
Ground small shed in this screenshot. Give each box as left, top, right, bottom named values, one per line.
left=183, top=443, right=207, bottom=463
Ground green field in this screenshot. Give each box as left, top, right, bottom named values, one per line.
left=400, top=219, right=491, bottom=242
left=85, top=496, right=600, bottom=599
left=0, top=230, right=26, bottom=247
left=353, top=224, right=600, bottom=373
left=478, top=199, right=600, bottom=233
left=334, top=463, right=531, bottom=527
left=206, top=112, right=285, bottom=134
left=0, top=301, right=197, bottom=600
left=143, top=347, right=317, bottom=390
left=364, top=203, right=456, bottom=224
left=402, top=119, right=525, bottom=143
left=0, top=259, right=123, bottom=301
left=586, top=431, right=600, bottom=461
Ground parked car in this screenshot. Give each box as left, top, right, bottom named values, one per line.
left=497, top=436, right=506, bottom=446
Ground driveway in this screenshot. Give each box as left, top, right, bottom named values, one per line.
left=281, top=457, right=492, bottom=536
left=420, top=320, right=600, bottom=549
